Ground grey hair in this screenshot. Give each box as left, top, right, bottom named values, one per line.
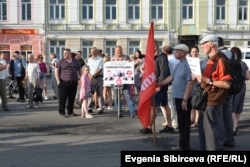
left=28, top=54, right=34, bottom=58
left=212, top=41, right=218, bottom=46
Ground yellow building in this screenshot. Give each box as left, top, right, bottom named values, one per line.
left=1, top=0, right=249, bottom=59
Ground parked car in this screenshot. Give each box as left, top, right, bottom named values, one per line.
left=239, top=48, right=250, bottom=69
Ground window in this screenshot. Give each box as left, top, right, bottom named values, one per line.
left=50, top=40, right=65, bottom=59
left=128, top=0, right=140, bottom=20
left=152, top=0, right=163, bottom=19
left=245, top=52, right=250, bottom=59
left=21, top=0, right=31, bottom=21
left=20, top=44, right=32, bottom=60
left=239, top=0, right=247, bottom=22
left=50, top=0, right=65, bottom=19
left=82, top=0, right=93, bottom=20
left=128, top=41, right=140, bottom=55
left=105, top=41, right=117, bottom=57
left=106, top=0, right=116, bottom=21
left=82, top=41, right=93, bottom=59
left=216, top=0, right=225, bottom=20
left=0, top=0, right=7, bottom=21
left=182, top=0, right=193, bottom=19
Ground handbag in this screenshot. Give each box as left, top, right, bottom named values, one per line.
left=33, top=87, right=43, bottom=103
left=191, top=84, right=208, bottom=111
left=191, top=56, right=220, bottom=111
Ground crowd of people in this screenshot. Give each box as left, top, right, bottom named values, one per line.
left=0, top=34, right=249, bottom=151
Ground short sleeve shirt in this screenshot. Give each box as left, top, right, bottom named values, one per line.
left=0, top=58, right=7, bottom=79
left=87, top=56, right=103, bottom=75
left=171, top=60, right=192, bottom=98
left=27, top=62, right=40, bottom=80
left=57, top=58, right=81, bottom=82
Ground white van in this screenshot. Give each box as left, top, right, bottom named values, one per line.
left=239, top=48, right=250, bottom=69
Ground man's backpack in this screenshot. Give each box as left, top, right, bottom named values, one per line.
left=220, top=51, right=244, bottom=95
left=20, top=59, right=26, bottom=79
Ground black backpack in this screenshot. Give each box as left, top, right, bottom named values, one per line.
left=20, top=59, right=26, bottom=79
left=220, top=51, right=244, bottom=95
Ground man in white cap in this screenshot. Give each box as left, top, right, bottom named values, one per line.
left=195, top=34, right=232, bottom=150
left=158, top=43, right=195, bottom=151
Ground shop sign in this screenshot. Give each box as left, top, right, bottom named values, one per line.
left=0, top=29, right=39, bottom=34
left=21, top=45, right=32, bottom=51
left=0, top=44, right=10, bottom=50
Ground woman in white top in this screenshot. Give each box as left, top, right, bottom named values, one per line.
left=49, top=53, right=59, bottom=99
left=190, top=46, right=200, bottom=128
left=103, top=54, right=113, bottom=110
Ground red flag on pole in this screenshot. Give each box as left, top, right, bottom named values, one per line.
left=138, top=22, right=156, bottom=128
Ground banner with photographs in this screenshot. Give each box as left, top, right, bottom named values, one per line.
left=103, top=61, right=134, bottom=86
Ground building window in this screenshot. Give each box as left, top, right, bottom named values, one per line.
left=82, top=41, right=93, bottom=59
left=82, top=0, right=93, bottom=20
left=128, top=0, right=140, bottom=20
left=182, top=0, right=193, bottom=19
left=216, top=0, right=225, bottom=20
left=128, top=41, right=140, bottom=55
left=50, top=40, right=65, bottom=59
left=106, top=0, right=116, bottom=21
left=239, top=0, right=247, bottom=22
left=50, top=0, right=65, bottom=20
left=0, top=0, right=7, bottom=21
left=21, top=45, right=32, bottom=59
left=21, top=0, right=31, bottom=21
left=152, top=0, right=163, bottom=19
left=105, top=41, right=117, bottom=57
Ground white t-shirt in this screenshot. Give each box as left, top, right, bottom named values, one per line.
left=0, top=59, right=7, bottom=79
left=51, top=58, right=59, bottom=72
left=27, top=62, right=40, bottom=80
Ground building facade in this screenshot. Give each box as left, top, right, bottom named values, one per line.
left=0, top=0, right=45, bottom=62
left=0, top=0, right=250, bottom=61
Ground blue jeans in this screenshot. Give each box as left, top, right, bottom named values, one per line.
left=112, top=85, right=136, bottom=116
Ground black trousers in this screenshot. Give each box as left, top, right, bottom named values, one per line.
left=58, top=81, right=78, bottom=115
left=16, top=77, right=25, bottom=100
left=175, top=98, right=192, bottom=150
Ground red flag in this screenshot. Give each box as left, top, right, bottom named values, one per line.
left=138, top=22, right=156, bottom=128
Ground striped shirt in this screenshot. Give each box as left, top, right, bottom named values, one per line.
left=57, top=58, right=81, bottom=82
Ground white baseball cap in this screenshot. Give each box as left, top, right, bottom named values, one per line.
left=199, top=34, right=218, bottom=44
left=173, top=44, right=189, bottom=52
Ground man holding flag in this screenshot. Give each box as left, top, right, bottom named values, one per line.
left=138, top=22, right=171, bottom=134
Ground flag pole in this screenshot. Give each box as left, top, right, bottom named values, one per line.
left=152, top=94, right=157, bottom=146
left=138, top=21, right=156, bottom=144
left=117, top=86, right=120, bottom=119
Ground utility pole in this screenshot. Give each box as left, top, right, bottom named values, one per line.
left=168, top=0, right=171, bottom=45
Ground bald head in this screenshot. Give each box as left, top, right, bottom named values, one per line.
left=162, top=45, right=173, bottom=55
